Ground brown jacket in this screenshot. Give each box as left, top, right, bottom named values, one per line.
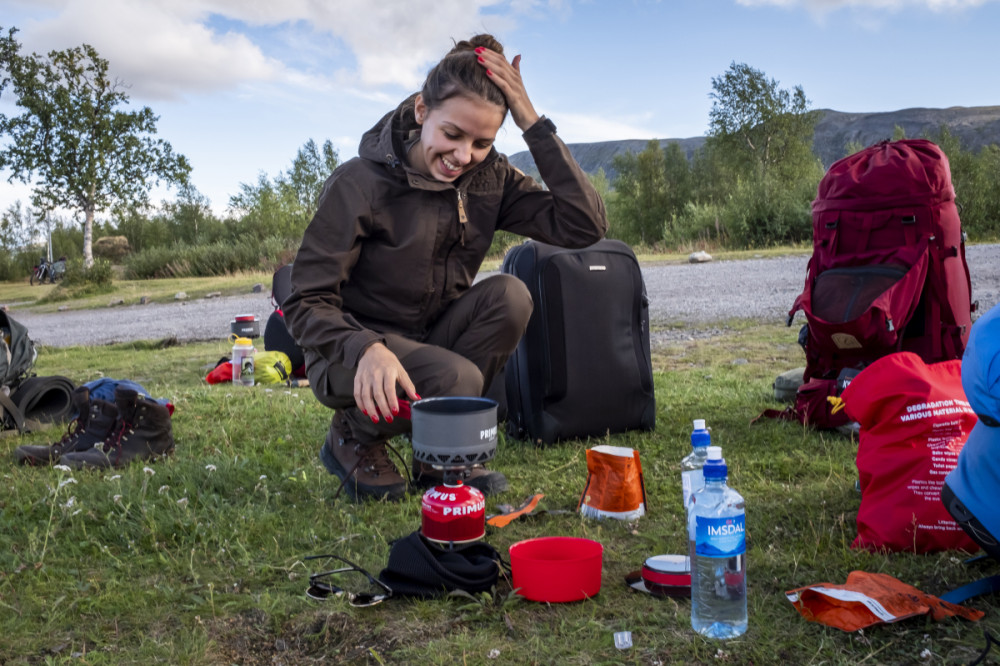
left=283, top=95, right=608, bottom=369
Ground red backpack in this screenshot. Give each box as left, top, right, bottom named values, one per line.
left=787, top=139, right=974, bottom=428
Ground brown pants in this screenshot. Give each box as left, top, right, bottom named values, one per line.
left=305, top=274, right=533, bottom=443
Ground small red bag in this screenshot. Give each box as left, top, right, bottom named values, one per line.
left=205, top=361, right=233, bottom=385
left=841, top=351, right=978, bottom=553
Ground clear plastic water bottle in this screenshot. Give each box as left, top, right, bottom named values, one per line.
left=681, top=419, right=710, bottom=513
left=689, top=445, right=747, bottom=639
left=231, top=335, right=255, bottom=387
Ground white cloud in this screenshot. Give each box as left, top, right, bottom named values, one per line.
left=17, top=0, right=287, bottom=100
left=9, top=0, right=548, bottom=101
left=531, top=110, right=665, bottom=144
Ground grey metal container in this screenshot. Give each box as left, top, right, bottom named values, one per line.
left=411, top=397, right=498, bottom=469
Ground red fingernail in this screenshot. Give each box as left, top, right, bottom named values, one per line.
left=386, top=415, right=393, bottom=424
left=414, top=394, right=422, bottom=400
left=392, top=406, right=399, bottom=415
left=486, top=69, right=493, bottom=76
left=371, top=415, right=379, bottom=423
left=361, top=409, right=368, bottom=415
left=474, top=47, right=484, bottom=54
left=477, top=56, right=484, bottom=63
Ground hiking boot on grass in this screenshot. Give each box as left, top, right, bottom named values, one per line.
left=319, top=411, right=406, bottom=502
left=411, top=461, right=509, bottom=497
left=60, top=387, right=174, bottom=470
left=14, top=387, right=118, bottom=466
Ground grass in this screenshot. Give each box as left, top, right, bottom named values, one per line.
left=0, top=289, right=997, bottom=665
left=0, top=271, right=275, bottom=313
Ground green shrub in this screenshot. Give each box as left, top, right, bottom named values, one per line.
left=669, top=201, right=730, bottom=248
left=38, top=258, right=114, bottom=302
left=488, top=230, right=521, bottom=260
left=123, top=236, right=293, bottom=279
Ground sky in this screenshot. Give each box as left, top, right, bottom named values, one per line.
left=1, top=0, right=999, bottom=217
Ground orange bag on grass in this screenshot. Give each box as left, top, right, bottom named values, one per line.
left=840, top=352, right=978, bottom=553
left=577, top=445, right=647, bottom=521
left=786, top=571, right=983, bottom=632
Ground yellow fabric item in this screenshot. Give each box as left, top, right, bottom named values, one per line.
left=255, top=351, right=292, bottom=385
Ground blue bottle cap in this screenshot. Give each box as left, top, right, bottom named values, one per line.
left=704, top=446, right=726, bottom=479
left=691, top=419, right=711, bottom=448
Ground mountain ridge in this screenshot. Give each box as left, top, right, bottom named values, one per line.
left=508, top=105, right=1000, bottom=181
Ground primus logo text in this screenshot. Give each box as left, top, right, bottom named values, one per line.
left=480, top=426, right=497, bottom=440
left=443, top=501, right=485, bottom=516
left=425, top=489, right=458, bottom=502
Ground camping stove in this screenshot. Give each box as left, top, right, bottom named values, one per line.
left=410, top=397, right=498, bottom=546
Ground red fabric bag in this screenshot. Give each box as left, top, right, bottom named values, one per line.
left=205, top=361, right=233, bottom=385
left=841, top=351, right=978, bottom=553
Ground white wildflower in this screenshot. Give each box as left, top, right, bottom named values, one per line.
left=920, top=648, right=932, bottom=660
left=259, top=475, right=267, bottom=481
left=113, top=494, right=123, bottom=504
left=176, top=497, right=189, bottom=508
left=109, top=474, right=122, bottom=481
left=57, top=477, right=77, bottom=489
left=53, top=464, right=71, bottom=472
left=158, top=485, right=170, bottom=494
left=143, top=467, right=155, bottom=476
left=487, top=648, right=501, bottom=659
left=63, top=496, right=76, bottom=509
left=205, top=464, right=217, bottom=472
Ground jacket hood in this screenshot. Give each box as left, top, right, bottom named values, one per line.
left=358, top=93, right=419, bottom=168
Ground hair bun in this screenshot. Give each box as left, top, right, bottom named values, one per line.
left=449, top=34, right=504, bottom=57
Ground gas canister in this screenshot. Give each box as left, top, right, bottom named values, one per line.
left=420, top=481, right=486, bottom=545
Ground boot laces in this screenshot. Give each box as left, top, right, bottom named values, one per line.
left=101, top=418, right=134, bottom=465
left=331, top=417, right=409, bottom=500
left=56, top=418, right=83, bottom=447
left=357, top=441, right=399, bottom=477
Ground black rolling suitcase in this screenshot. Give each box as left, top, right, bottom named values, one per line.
left=502, top=239, right=656, bottom=443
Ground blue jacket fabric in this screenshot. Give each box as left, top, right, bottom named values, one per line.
left=945, top=302, right=1000, bottom=545
left=84, top=378, right=153, bottom=403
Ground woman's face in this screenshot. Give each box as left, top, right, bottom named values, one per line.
left=411, top=93, right=505, bottom=182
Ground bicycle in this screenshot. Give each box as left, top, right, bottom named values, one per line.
left=30, top=257, right=66, bottom=285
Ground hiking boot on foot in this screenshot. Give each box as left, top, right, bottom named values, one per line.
left=319, top=411, right=406, bottom=502
left=14, top=387, right=118, bottom=466
left=411, top=460, right=509, bottom=497
left=60, top=387, right=174, bottom=469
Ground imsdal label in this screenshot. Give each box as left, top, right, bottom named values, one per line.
left=695, top=514, right=746, bottom=558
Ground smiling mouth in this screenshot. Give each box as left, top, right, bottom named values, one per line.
left=440, top=156, right=461, bottom=174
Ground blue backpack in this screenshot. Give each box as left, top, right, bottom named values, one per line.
left=941, top=302, right=1000, bottom=603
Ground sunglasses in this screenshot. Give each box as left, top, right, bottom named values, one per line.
left=304, top=554, right=392, bottom=607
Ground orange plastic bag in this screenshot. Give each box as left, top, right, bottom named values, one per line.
left=786, top=571, right=983, bottom=632
left=578, top=445, right=646, bottom=520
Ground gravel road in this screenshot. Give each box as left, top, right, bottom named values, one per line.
left=8, top=244, right=999, bottom=348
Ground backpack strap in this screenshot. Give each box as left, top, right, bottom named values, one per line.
left=939, top=575, right=1000, bottom=605
left=0, top=389, right=26, bottom=434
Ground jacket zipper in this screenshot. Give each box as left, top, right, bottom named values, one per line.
left=456, top=190, right=467, bottom=247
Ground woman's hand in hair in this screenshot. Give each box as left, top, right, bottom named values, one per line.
left=476, top=49, right=540, bottom=132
